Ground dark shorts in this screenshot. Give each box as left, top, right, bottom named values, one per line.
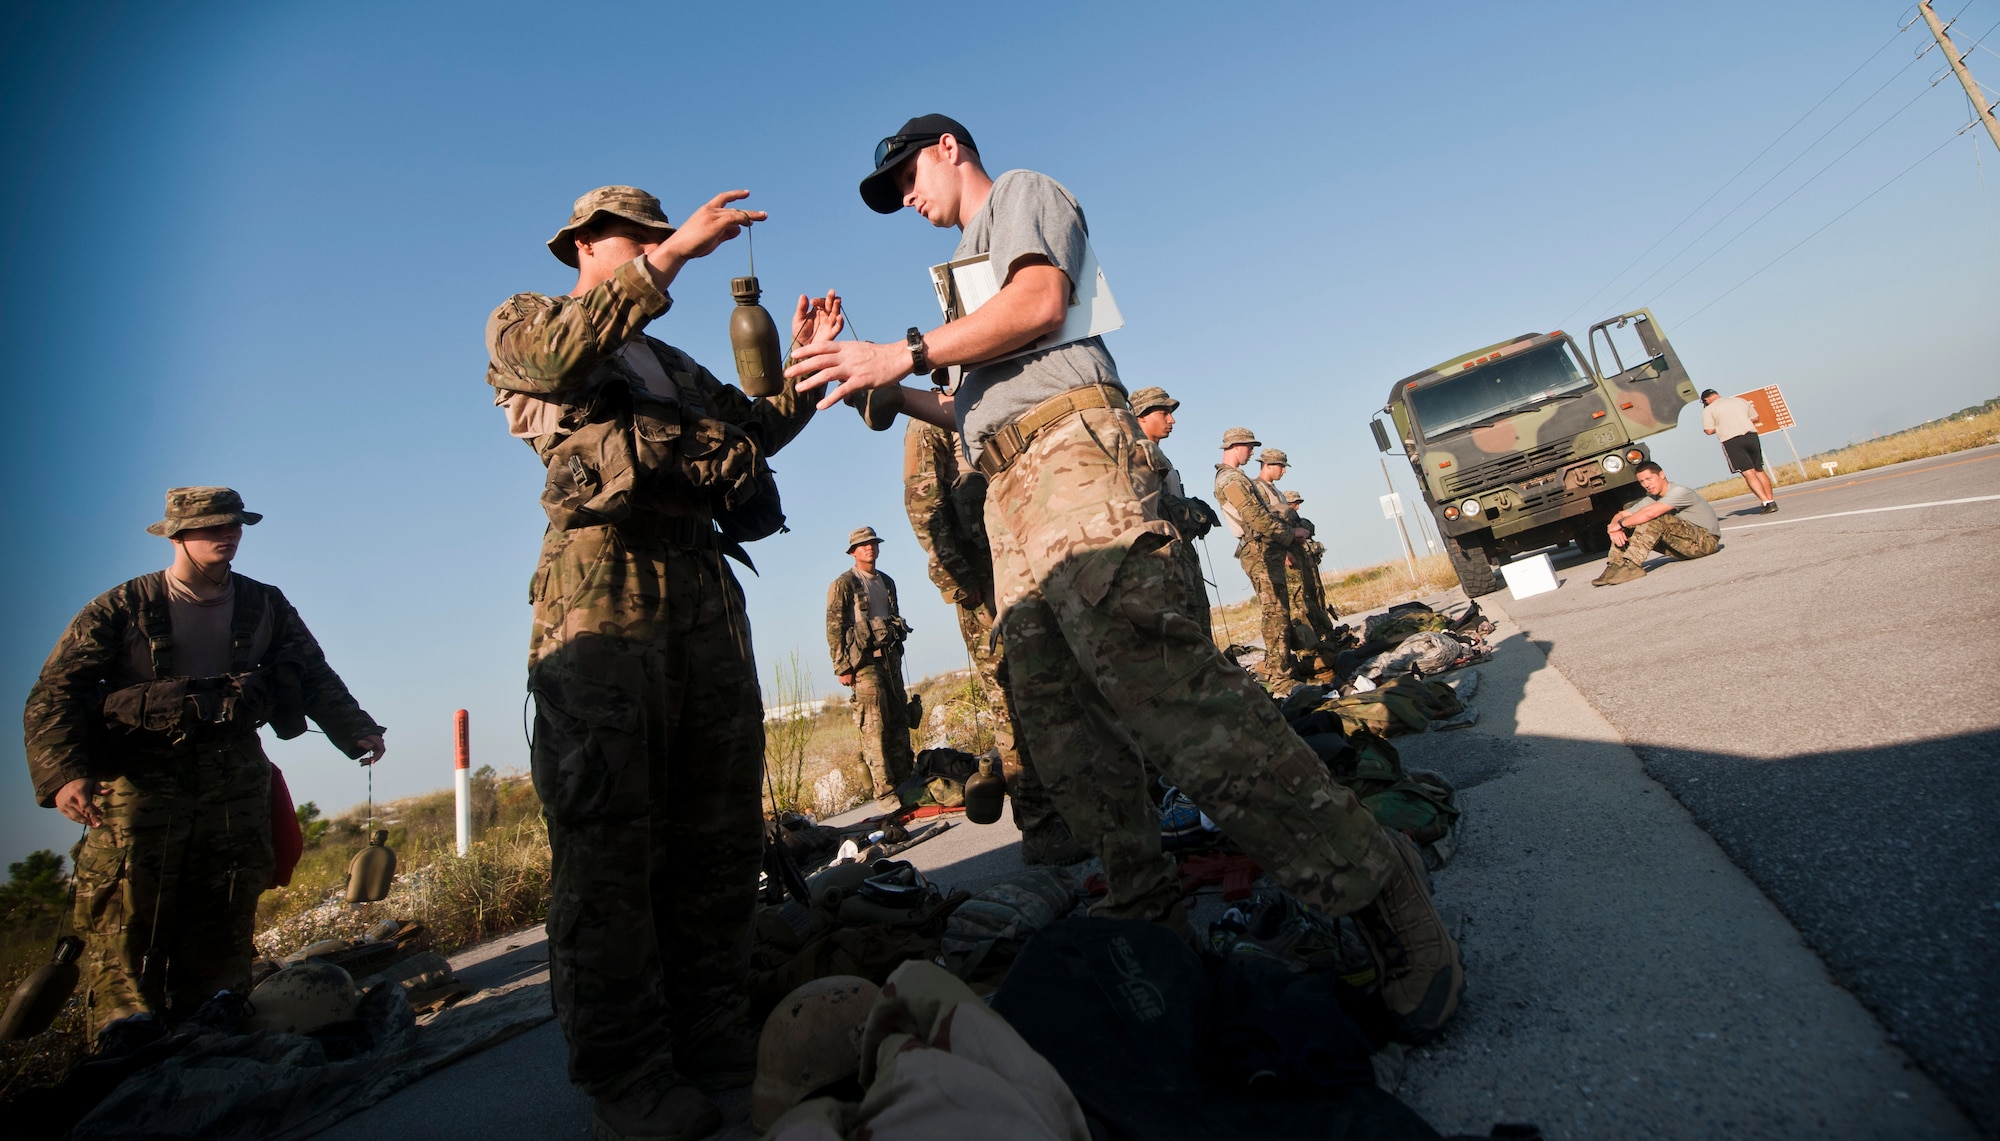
left=1722, top=432, right=1765, bottom=473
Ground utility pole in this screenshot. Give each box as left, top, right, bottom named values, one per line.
left=1921, top=0, right=2000, bottom=153
left=1379, top=457, right=1421, bottom=584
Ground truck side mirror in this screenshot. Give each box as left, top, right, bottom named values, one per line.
left=1370, top=419, right=1392, bottom=453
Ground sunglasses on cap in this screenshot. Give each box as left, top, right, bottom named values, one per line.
left=874, top=131, right=943, bottom=169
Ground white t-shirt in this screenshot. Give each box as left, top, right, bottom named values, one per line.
left=1701, top=395, right=1759, bottom=441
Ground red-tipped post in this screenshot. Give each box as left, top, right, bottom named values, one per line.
left=453, top=710, right=471, bottom=856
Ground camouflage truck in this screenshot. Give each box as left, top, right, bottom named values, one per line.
left=1369, top=308, right=1698, bottom=597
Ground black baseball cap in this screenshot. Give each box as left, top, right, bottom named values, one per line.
left=859, top=114, right=978, bottom=214
left=1699, top=389, right=1720, bottom=400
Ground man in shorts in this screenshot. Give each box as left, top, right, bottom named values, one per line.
left=1701, top=388, right=1776, bottom=513
left=785, top=114, right=1461, bottom=1043
left=1593, top=461, right=1723, bottom=586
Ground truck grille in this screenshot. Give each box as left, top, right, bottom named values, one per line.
left=1441, top=440, right=1576, bottom=496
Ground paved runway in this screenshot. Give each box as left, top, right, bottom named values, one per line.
left=1490, top=443, right=2000, bottom=1132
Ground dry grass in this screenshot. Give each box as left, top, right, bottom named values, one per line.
left=1696, top=400, right=2000, bottom=500
left=1209, top=553, right=1459, bottom=650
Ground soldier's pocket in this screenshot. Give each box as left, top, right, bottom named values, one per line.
left=1111, top=537, right=1211, bottom=650
left=72, top=831, right=131, bottom=938
left=528, top=662, right=646, bottom=826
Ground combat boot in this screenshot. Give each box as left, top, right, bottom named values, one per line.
left=1591, top=561, right=1645, bottom=587
left=677, top=1001, right=759, bottom=1092
left=589, top=1077, right=719, bottom=1141
left=1352, top=830, right=1463, bottom=1045
left=1021, top=819, right=1091, bottom=866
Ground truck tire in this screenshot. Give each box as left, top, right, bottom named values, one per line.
left=1446, top=536, right=1502, bottom=598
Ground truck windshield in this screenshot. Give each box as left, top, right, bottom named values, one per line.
left=1409, top=343, right=1594, bottom=440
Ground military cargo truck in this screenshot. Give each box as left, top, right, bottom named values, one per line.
left=1369, top=308, right=1698, bottom=597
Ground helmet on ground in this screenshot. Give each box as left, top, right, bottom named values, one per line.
left=750, top=975, right=880, bottom=1129
left=244, top=960, right=359, bottom=1035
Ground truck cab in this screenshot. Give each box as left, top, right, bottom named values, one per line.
left=1370, top=308, right=1698, bottom=596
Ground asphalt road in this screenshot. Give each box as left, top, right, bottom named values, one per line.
left=1489, top=443, right=2000, bottom=1132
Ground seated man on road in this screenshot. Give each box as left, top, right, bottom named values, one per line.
left=1594, top=461, right=1723, bottom=586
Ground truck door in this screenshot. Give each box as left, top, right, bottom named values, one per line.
left=1587, top=308, right=1698, bottom=440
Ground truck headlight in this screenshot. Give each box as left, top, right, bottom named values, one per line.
left=1461, top=498, right=1482, bottom=517
left=1600, top=454, right=1625, bottom=474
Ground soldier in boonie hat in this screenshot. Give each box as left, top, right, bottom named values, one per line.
left=546, top=186, right=678, bottom=268
left=145, top=486, right=263, bottom=537
left=1128, top=386, right=1179, bottom=419
left=1220, top=427, right=1259, bottom=450
left=1257, top=448, right=1290, bottom=468
left=845, top=525, right=884, bottom=552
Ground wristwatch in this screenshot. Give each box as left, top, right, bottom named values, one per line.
left=906, top=327, right=931, bottom=376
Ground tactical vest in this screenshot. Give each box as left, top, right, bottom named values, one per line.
left=843, top=570, right=909, bottom=662
left=97, top=573, right=308, bottom=744
left=532, top=337, right=784, bottom=553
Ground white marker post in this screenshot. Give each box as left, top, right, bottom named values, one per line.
left=453, top=709, right=471, bottom=856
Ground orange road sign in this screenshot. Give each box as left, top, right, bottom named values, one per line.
left=1734, top=384, right=1796, bottom=434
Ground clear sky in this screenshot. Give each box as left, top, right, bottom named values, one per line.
left=4, top=0, right=1997, bottom=866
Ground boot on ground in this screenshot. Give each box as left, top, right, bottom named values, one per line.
left=1353, top=829, right=1463, bottom=1044
left=589, top=1077, right=720, bottom=1141
left=1021, top=819, right=1092, bottom=866
left=677, top=1002, right=760, bottom=1092
left=1591, top=560, right=1645, bottom=587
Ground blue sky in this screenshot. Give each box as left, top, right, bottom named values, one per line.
left=5, top=0, right=1997, bottom=865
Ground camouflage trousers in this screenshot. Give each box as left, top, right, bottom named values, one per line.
left=1172, top=536, right=1214, bottom=644
left=1608, top=513, right=1720, bottom=567
left=985, top=405, right=1398, bottom=924
left=1286, top=549, right=1341, bottom=651
left=851, top=652, right=914, bottom=798
left=1237, top=540, right=1302, bottom=680
left=70, top=733, right=273, bottom=1036
left=527, top=523, right=765, bottom=1099
left=950, top=598, right=1064, bottom=841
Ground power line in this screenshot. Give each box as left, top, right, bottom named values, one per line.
left=1679, top=128, right=1967, bottom=326
left=1557, top=21, right=1914, bottom=327
left=1651, top=73, right=1948, bottom=304
left=1607, top=48, right=1932, bottom=314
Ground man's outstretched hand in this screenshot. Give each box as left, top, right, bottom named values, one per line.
left=786, top=339, right=912, bottom=410
left=791, top=291, right=845, bottom=351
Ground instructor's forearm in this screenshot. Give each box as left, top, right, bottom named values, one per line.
left=923, top=264, right=1069, bottom=368
left=900, top=387, right=956, bottom=430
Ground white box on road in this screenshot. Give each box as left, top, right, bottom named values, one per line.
left=1501, top=552, right=1559, bottom=599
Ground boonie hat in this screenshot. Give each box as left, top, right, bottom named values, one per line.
left=860, top=114, right=979, bottom=214
left=1129, top=386, right=1179, bottom=417
left=547, top=186, right=675, bottom=268
left=147, top=487, right=262, bottom=537
left=1220, top=427, right=1260, bottom=449
left=1258, top=448, right=1290, bottom=467
left=846, top=526, right=884, bottom=552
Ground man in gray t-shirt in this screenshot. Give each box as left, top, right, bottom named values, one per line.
left=1595, top=461, right=1723, bottom=586
left=787, top=115, right=1465, bottom=1045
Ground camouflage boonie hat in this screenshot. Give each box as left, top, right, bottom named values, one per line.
left=1129, top=386, right=1179, bottom=417
left=846, top=525, right=884, bottom=552
left=548, top=186, right=675, bottom=268
left=146, top=486, right=262, bottom=537
left=1221, top=427, right=1259, bottom=449
left=1258, top=448, right=1290, bottom=467
left=1283, top=490, right=1304, bottom=506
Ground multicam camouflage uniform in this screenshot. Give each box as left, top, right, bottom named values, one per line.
left=1604, top=512, right=1719, bottom=568
left=24, top=565, right=381, bottom=1036
left=1257, top=482, right=1341, bottom=654
left=1214, top=462, right=1301, bottom=680
left=901, top=421, right=1074, bottom=856
left=826, top=563, right=914, bottom=798
left=1136, top=438, right=1218, bottom=641
left=487, top=253, right=814, bottom=1100
left=988, top=402, right=1401, bottom=925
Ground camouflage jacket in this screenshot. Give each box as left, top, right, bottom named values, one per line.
left=902, top=421, right=992, bottom=607
left=485, top=256, right=815, bottom=471
left=23, top=572, right=383, bottom=807
left=1213, top=464, right=1292, bottom=546
left=1138, top=440, right=1218, bottom=542
left=826, top=569, right=906, bottom=676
